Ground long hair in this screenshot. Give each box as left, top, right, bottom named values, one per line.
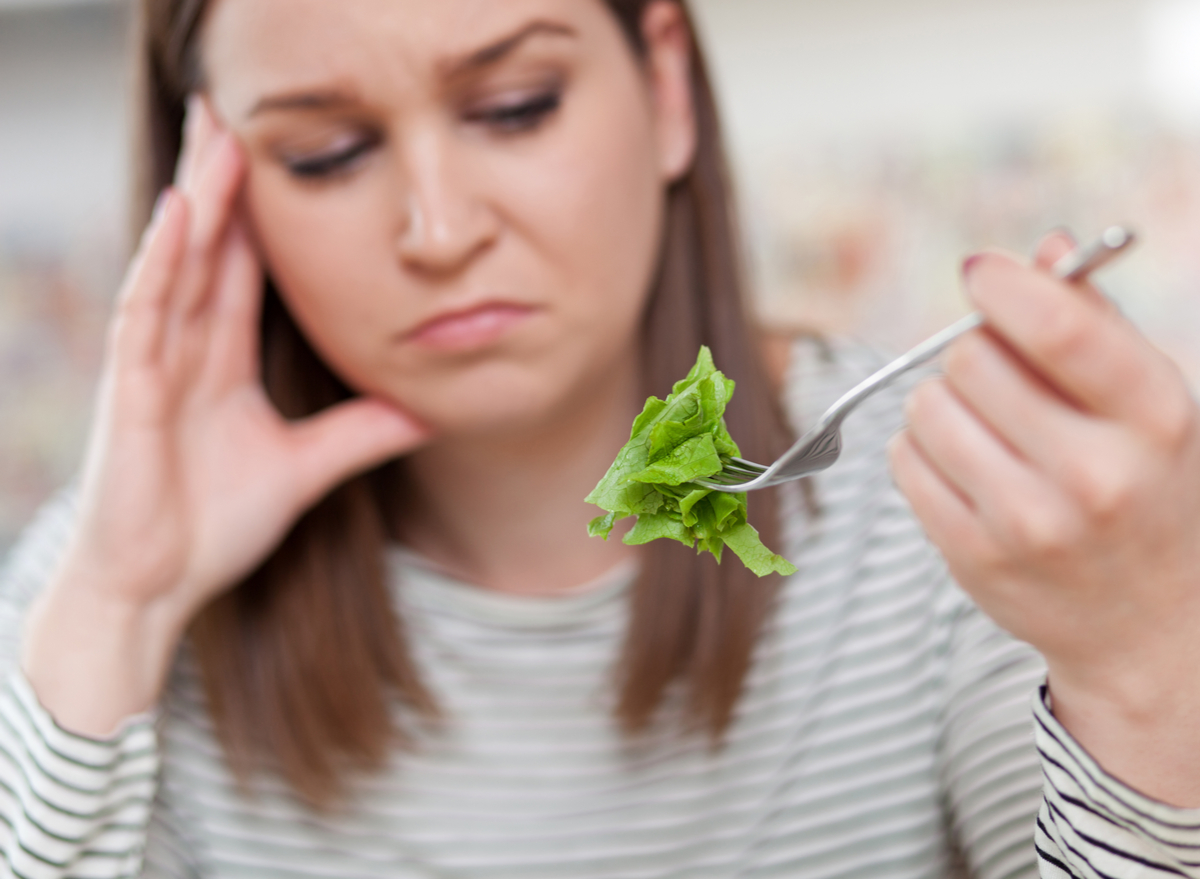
left=134, top=0, right=793, bottom=807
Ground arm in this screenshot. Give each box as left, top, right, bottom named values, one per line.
left=22, top=95, right=429, bottom=738
left=0, top=96, right=429, bottom=877
left=1032, top=688, right=1200, bottom=879
left=0, top=672, right=156, bottom=879
left=890, top=232, right=1200, bottom=874
left=0, top=493, right=164, bottom=879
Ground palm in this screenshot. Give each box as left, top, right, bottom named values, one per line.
left=66, top=104, right=426, bottom=622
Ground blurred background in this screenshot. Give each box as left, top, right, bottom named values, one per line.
left=2, top=0, right=1200, bottom=554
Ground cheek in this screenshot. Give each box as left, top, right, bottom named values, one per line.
left=243, top=168, right=400, bottom=383
left=494, top=84, right=665, bottom=339
left=234, top=71, right=670, bottom=432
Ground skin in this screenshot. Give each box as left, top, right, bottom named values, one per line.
left=16, top=0, right=1200, bottom=813
left=202, top=0, right=698, bottom=591
left=21, top=0, right=697, bottom=734
left=890, top=235, right=1200, bottom=807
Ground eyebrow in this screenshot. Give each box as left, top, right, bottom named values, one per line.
left=249, top=89, right=358, bottom=118
left=449, top=20, right=577, bottom=75
left=247, top=20, right=577, bottom=119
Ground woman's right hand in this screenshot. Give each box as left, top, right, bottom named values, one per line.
left=21, top=98, right=431, bottom=736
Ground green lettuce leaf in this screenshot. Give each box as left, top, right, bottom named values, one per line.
left=586, top=346, right=797, bottom=578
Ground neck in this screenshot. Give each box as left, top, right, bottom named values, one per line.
left=398, top=364, right=643, bottom=596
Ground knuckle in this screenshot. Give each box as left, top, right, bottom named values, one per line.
left=941, top=339, right=972, bottom=384
left=1002, top=502, right=1080, bottom=559
left=1072, top=466, right=1134, bottom=522
left=906, top=378, right=947, bottom=420
left=946, top=329, right=987, bottom=370
left=1034, top=309, right=1090, bottom=363
left=1146, top=384, right=1197, bottom=452
left=113, top=287, right=149, bottom=323
left=186, top=225, right=221, bottom=265
left=966, top=531, right=1006, bottom=573
left=942, top=335, right=993, bottom=396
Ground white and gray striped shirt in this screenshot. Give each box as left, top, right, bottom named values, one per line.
left=0, top=339, right=1193, bottom=878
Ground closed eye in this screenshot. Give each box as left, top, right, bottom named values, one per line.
left=284, top=137, right=378, bottom=179
left=466, top=90, right=561, bottom=133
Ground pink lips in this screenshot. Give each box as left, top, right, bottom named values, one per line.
left=405, top=302, right=535, bottom=352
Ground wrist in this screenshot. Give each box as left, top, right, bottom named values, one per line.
left=1045, top=611, right=1200, bottom=721
left=22, top=572, right=190, bottom=738
left=1047, top=649, right=1200, bottom=808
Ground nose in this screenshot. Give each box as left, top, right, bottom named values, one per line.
left=394, top=129, right=498, bottom=276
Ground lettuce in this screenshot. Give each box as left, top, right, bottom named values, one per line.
left=586, top=346, right=797, bottom=577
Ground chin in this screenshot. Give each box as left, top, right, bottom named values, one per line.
left=383, top=361, right=579, bottom=439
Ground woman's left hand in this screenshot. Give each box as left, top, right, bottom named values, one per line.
left=889, top=232, right=1200, bottom=808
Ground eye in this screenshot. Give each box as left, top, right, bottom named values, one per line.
left=466, top=90, right=562, bottom=134
left=282, top=136, right=378, bottom=180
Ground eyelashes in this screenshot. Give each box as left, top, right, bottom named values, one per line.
left=280, top=88, right=563, bottom=181
left=284, top=137, right=379, bottom=179
left=465, top=90, right=562, bottom=133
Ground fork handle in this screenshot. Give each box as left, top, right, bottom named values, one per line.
left=819, top=226, right=1137, bottom=431
left=821, top=312, right=984, bottom=431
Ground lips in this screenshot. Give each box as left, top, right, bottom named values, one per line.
left=403, top=301, right=537, bottom=353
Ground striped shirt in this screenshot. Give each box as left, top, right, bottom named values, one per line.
left=0, top=338, right=1193, bottom=879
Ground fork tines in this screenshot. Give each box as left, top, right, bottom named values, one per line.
left=700, top=457, right=768, bottom=486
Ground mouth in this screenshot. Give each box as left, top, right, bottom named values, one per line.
left=403, top=301, right=538, bottom=353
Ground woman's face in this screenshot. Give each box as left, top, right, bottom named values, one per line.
left=202, top=0, right=696, bottom=437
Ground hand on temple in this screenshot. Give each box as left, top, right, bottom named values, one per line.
left=21, top=97, right=431, bottom=737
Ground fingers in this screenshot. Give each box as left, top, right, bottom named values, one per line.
left=201, top=218, right=264, bottom=390
left=963, top=249, right=1178, bottom=425
left=887, top=430, right=990, bottom=569
left=110, top=189, right=189, bottom=371
left=903, top=375, right=1068, bottom=542
left=1033, top=230, right=1113, bottom=312
left=106, top=94, right=253, bottom=402
left=171, top=97, right=246, bottom=325
left=1033, top=230, right=1076, bottom=271
left=175, top=94, right=216, bottom=191
left=287, top=400, right=433, bottom=509
left=942, top=330, right=1095, bottom=477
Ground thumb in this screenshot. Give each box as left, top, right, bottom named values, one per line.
left=288, top=398, right=432, bottom=506
left=1035, top=229, right=1113, bottom=312
left=1033, top=229, right=1077, bottom=272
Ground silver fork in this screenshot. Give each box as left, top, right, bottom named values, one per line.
left=696, top=226, right=1137, bottom=493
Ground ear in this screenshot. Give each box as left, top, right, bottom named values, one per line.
left=640, top=1, right=699, bottom=182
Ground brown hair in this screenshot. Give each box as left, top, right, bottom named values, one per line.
left=134, top=0, right=792, bottom=806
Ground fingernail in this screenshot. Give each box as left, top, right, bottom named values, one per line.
left=184, top=93, right=214, bottom=142
left=962, top=254, right=985, bottom=276
left=151, top=187, right=173, bottom=223
left=184, top=93, right=202, bottom=129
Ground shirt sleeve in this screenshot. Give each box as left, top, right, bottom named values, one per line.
left=0, top=671, right=158, bottom=879
left=0, top=491, right=192, bottom=879
left=936, top=577, right=1048, bottom=879
left=1032, top=687, right=1200, bottom=879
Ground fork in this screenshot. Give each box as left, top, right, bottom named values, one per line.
left=696, top=226, right=1137, bottom=493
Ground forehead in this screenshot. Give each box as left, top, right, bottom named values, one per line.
left=202, top=0, right=609, bottom=115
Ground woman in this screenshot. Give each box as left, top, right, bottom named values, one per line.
left=1, top=0, right=1197, bottom=876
